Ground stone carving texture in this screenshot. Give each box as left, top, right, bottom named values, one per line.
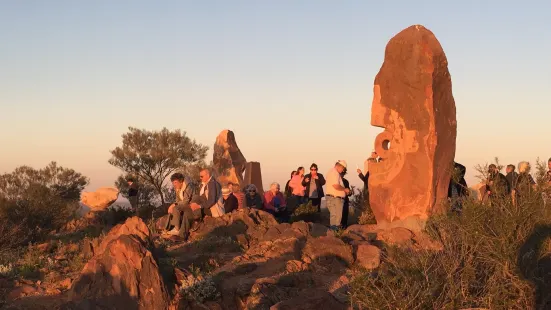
left=243, top=161, right=264, bottom=194
left=213, top=129, right=247, bottom=186
left=368, top=25, right=457, bottom=229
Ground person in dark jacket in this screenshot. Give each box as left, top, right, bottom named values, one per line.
left=340, top=168, right=353, bottom=228
left=221, top=186, right=238, bottom=213
left=357, top=152, right=377, bottom=191
left=486, top=164, right=510, bottom=202
left=448, top=162, right=468, bottom=213
left=505, top=164, right=519, bottom=193
left=245, top=184, right=264, bottom=209
left=127, top=177, right=139, bottom=215
left=302, top=163, right=326, bottom=212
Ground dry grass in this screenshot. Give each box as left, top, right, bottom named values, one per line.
left=349, top=188, right=551, bottom=309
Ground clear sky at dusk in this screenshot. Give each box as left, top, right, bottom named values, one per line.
left=1, top=1, right=550, bottom=191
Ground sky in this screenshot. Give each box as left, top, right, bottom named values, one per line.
left=1, top=0, right=550, bottom=192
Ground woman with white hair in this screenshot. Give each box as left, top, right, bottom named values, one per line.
left=514, top=161, right=536, bottom=203
left=264, top=182, right=286, bottom=211
left=245, top=184, right=263, bottom=209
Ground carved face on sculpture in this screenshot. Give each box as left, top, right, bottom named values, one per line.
left=368, top=25, right=457, bottom=228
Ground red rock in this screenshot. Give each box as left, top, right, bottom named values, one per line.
left=68, top=217, right=169, bottom=310
left=213, top=129, right=247, bottom=187
left=368, top=25, right=457, bottom=231
left=355, top=243, right=381, bottom=269
left=8, top=285, right=37, bottom=301
left=59, top=278, right=72, bottom=290
left=270, top=289, right=347, bottom=309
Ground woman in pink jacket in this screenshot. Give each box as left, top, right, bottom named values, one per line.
left=289, top=166, right=306, bottom=204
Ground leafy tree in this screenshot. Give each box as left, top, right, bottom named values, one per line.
left=0, top=162, right=89, bottom=246
left=0, top=161, right=89, bottom=201
left=109, top=127, right=208, bottom=204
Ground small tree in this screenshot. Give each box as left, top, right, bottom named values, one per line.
left=109, top=127, right=208, bottom=204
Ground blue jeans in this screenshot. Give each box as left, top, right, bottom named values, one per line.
left=326, top=196, right=344, bottom=228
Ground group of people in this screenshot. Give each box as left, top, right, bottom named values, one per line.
left=448, top=158, right=551, bottom=212
left=157, top=156, right=551, bottom=240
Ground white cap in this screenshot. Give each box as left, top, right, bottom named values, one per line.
left=337, top=160, right=347, bottom=168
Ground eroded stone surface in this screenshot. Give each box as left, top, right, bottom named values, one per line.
left=244, top=161, right=264, bottom=194
left=213, top=129, right=247, bottom=187
left=80, top=187, right=119, bottom=212
left=368, top=25, right=457, bottom=230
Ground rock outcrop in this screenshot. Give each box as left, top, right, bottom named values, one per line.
left=80, top=187, right=119, bottom=212
left=68, top=217, right=169, bottom=310
left=213, top=129, right=247, bottom=187
left=368, top=24, right=457, bottom=231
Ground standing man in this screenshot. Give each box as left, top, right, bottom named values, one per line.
left=302, top=163, right=326, bottom=212
left=340, top=167, right=353, bottom=228
left=486, top=164, right=510, bottom=202
left=127, top=177, right=139, bottom=215
left=505, top=164, right=519, bottom=195
left=325, top=160, right=350, bottom=230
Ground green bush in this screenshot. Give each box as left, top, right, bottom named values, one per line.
left=349, top=189, right=551, bottom=309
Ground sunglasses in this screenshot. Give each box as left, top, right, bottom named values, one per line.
left=310, top=169, right=317, bottom=171
left=248, top=190, right=256, bottom=192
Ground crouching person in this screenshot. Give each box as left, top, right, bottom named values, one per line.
left=165, top=172, right=198, bottom=241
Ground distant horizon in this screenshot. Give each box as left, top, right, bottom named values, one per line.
left=1, top=1, right=550, bottom=194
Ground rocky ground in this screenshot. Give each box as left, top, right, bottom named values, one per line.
left=0, top=207, right=441, bottom=310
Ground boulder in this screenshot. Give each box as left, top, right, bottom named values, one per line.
left=367, top=25, right=457, bottom=231
left=302, top=236, right=353, bottom=267
left=68, top=217, right=169, bottom=310
left=80, top=187, right=119, bottom=212
left=355, top=243, right=381, bottom=269
left=213, top=129, right=247, bottom=187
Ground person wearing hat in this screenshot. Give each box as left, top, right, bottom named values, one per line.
left=221, top=185, right=238, bottom=213
left=325, top=160, right=351, bottom=230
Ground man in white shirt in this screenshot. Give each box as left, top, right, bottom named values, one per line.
left=325, top=160, right=351, bottom=230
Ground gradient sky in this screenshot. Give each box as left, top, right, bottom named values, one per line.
left=1, top=1, right=550, bottom=192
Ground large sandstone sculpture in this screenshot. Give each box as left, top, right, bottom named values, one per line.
left=68, top=217, right=169, bottom=309
left=80, top=187, right=119, bottom=212
left=213, top=129, right=247, bottom=186
left=244, top=161, right=264, bottom=194
left=368, top=25, right=457, bottom=230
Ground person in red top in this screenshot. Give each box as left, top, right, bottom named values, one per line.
left=264, top=182, right=288, bottom=222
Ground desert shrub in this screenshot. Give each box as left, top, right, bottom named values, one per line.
left=350, top=186, right=376, bottom=225
left=349, top=187, right=551, bottom=309
left=179, top=273, right=220, bottom=304
left=0, top=163, right=88, bottom=247
left=290, top=201, right=320, bottom=223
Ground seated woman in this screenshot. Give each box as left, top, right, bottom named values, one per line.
left=245, top=184, right=264, bottom=209
left=221, top=186, right=238, bottom=213
left=264, top=182, right=287, bottom=216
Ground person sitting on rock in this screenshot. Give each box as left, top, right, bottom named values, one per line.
left=165, top=172, right=199, bottom=240
left=228, top=181, right=245, bottom=209
left=244, top=184, right=263, bottom=209
left=221, top=185, right=238, bottom=213
left=264, top=182, right=288, bottom=221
